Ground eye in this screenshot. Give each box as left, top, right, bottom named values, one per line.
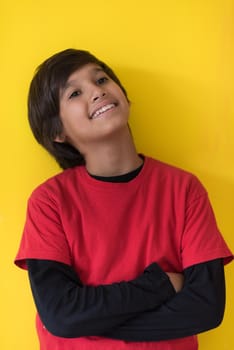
left=69, top=90, right=81, bottom=99
left=97, top=76, right=108, bottom=85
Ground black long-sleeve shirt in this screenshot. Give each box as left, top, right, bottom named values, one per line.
left=27, top=258, right=225, bottom=340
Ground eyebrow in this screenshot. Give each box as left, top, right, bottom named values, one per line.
left=61, top=67, right=105, bottom=95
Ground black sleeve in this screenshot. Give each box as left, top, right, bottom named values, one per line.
left=106, top=258, right=226, bottom=341
left=27, top=259, right=175, bottom=338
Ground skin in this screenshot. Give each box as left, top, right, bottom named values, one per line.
left=57, top=63, right=184, bottom=291
left=58, top=63, right=142, bottom=176
left=167, top=272, right=184, bottom=292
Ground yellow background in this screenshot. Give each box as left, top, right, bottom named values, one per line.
left=1, top=1, right=233, bottom=349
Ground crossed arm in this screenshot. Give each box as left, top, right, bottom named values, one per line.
left=27, top=258, right=225, bottom=340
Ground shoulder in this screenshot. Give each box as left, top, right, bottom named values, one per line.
left=146, top=156, right=194, bottom=177
left=144, top=156, right=207, bottom=200
left=29, top=165, right=84, bottom=204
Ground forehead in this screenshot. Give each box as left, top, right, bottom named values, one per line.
left=59, top=63, right=105, bottom=98
left=65, top=63, right=104, bottom=86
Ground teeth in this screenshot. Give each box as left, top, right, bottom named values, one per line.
left=92, top=104, right=115, bottom=119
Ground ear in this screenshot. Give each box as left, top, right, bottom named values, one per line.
left=54, top=133, right=66, bottom=143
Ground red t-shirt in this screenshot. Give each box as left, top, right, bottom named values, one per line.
left=15, top=156, right=233, bottom=350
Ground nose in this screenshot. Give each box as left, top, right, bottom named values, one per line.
left=92, top=87, right=106, bottom=102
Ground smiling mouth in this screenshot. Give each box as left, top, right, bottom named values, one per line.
left=90, top=103, right=116, bottom=119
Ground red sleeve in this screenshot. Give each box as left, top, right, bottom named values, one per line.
left=15, top=186, right=72, bottom=269
left=181, top=177, right=233, bottom=269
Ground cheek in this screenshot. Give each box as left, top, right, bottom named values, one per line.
left=60, top=105, right=81, bottom=127
left=60, top=112, right=89, bottom=142
left=123, top=99, right=130, bottom=116
left=119, top=92, right=130, bottom=110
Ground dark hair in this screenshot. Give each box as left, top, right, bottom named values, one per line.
left=28, top=48, right=128, bottom=169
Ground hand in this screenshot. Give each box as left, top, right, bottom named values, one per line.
left=166, top=272, right=184, bottom=293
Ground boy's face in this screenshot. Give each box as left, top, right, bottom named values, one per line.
left=57, top=63, right=130, bottom=152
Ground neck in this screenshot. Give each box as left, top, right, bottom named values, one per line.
left=83, top=128, right=142, bottom=177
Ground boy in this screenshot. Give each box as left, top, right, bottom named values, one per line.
left=15, top=49, right=233, bottom=350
